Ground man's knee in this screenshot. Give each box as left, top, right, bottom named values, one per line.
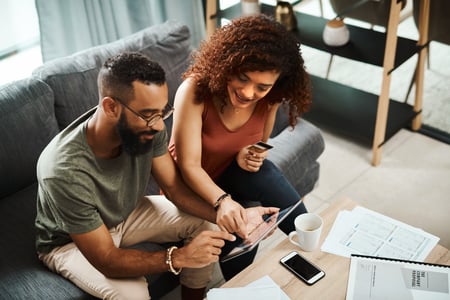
left=102, top=277, right=150, bottom=300
left=185, top=217, right=216, bottom=241
left=180, top=262, right=215, bottom=290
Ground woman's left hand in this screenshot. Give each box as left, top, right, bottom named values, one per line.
left=236, top=145, right=268, bottom=172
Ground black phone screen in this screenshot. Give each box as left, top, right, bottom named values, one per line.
left=281, top=253, right=324, bottom=282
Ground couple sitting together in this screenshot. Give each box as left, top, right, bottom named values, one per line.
left=35, top=15, right=312, bottom=300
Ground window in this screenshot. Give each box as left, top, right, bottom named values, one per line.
left=0, top=0, right=42, bottom=85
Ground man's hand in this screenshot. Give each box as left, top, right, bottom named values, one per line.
left=172, top=231, right=236, bottom=269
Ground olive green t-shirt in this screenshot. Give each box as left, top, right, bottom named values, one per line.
left=35, top=107, right=168, bottom=253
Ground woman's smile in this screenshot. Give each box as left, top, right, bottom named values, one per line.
left=227, top=70, right=280, bottom=109
left=234, top=91, right=257, bottom=105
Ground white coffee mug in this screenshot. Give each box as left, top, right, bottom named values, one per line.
left=288, top=213, right=323, bottom=251
left=323, top=18, right=350, bottom=47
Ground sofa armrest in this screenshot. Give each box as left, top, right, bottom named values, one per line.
left=267, top=119, right=325, bottom=196
left=0, top=78, right=59, bottom=198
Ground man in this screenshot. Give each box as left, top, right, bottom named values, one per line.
left=35, top=52, right=276, bottom=300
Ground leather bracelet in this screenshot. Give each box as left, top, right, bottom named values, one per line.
left=165, top=246, right=182, bottom=275
left=214, top=193, right=230, bottom=211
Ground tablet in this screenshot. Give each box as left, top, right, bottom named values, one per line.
left=220, top=199, right=303, bottom=262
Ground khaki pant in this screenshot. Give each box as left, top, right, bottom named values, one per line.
left=39, top=195, right=215, bottom=300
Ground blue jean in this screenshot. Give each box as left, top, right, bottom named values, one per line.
left=216, top=159, right=308, bottom=280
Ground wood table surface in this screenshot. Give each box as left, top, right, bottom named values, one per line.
left=221, top=197, right=450, bottom=299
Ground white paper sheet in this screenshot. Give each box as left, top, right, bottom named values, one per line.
left=207, top=275, right=290, bottom=300
left=321, top=206, right=440, bottom=261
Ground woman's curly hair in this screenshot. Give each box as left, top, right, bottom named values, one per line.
left=184, top=14, right=312, bottom=127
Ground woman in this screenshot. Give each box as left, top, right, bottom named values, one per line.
left=169, top=14, right=312, bottom=279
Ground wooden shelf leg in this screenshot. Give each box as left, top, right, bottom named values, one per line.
left=412, top=0, right=430, bottom=131
left=371, top=0, right=402, bottom=166
left=206, top=0, right=218, bottom=39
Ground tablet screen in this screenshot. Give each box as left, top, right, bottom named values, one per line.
left=220, top=199, right=303, bottom=262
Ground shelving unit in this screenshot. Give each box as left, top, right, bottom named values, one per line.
left=306, top=76, right=418, bottom=144
left=207, top=0, right=429, bottom=165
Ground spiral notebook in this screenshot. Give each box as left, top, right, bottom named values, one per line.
left=346, top=254, right=450, bottom=300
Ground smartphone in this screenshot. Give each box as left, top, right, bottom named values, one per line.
left=280, top=251, right=325, bottom=285
left=248, top=141, right=273, bottom=153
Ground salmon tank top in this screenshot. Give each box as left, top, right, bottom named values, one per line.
left=169, top=97, right=269, bottom=180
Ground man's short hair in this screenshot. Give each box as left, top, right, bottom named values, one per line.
left=98, top=52, right=166, bottom=102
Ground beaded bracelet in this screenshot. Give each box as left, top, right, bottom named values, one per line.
left=165, top=246, right=182, bottom=275
left=214, top=193, right=230, bottom=211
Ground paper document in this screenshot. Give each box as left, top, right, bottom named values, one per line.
left=321, top=206, right=439, bottom=261
left=207, top=275, right=290, bottom=300
left=346, top=254, right=450, bottom=300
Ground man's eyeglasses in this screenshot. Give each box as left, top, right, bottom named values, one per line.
left=113, top=97, right=174, bottom=128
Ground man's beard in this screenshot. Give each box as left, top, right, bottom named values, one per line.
left=117, top=113, right=158, bottom=156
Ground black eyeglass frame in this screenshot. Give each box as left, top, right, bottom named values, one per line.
left=112, top=97, right=174, bottom=128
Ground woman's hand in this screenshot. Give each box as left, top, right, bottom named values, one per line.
left=216, top=197, right=249, bottom=239
left=236, top=145, right=268, bottom=172
left=245, top=206, right=280, bottom=239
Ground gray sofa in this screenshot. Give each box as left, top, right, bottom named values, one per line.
left=0, top=20, right=324, bottom=299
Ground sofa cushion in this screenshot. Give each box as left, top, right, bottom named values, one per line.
left=0, top=78, right=59, bottom=198
left=32, top=20, right=192, bottom=132
left=0, top=184, right=95, bottom=299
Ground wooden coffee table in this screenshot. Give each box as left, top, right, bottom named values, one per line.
left=221, top=197, right=450, bottom=299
